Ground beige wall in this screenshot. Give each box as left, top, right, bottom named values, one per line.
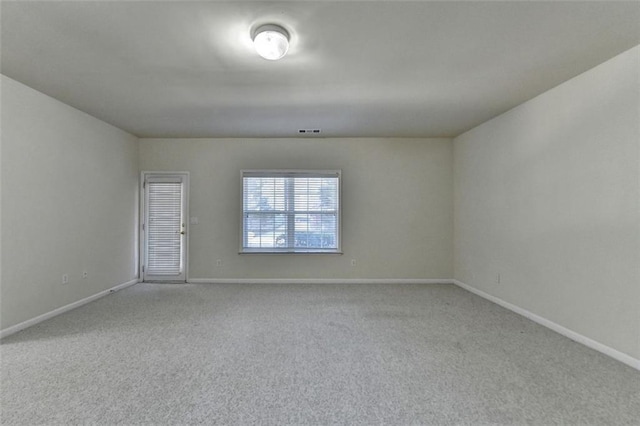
left=139, top=138, right=453, bottom=280
left=1, top=75, right=139, bottom=329
left=453, top=46, right=640, bottom=359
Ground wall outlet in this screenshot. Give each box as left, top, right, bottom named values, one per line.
left=351, top=259, right=357, bottom=267
left=62, top=274, right=69, bottom=285
left=216, top=259, right=222, bottom=267
left=82, top=271, right=88, bottom=279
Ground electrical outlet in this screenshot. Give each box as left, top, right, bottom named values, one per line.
left=351, top=259, right=357, bottom=267
left=62, top=274, right=69, bottom=285
left=82, top=271, right=88, bottom=279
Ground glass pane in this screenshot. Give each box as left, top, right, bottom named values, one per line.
left=294, top=213, right=336, bottom=249
left=245, top=213, right=287, bottom=248
left=244, top=177, right=286, bottom=212
left=293, top=177, right=337, bottom=212
left=147, top=182, right=182, bottom=275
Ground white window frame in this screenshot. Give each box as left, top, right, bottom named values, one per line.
left=240, top=169, right=342, bottom=254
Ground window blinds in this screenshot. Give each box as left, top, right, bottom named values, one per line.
left=146, top=181, right=183, bottom=275
left=242, top=170, right=341, bottom=253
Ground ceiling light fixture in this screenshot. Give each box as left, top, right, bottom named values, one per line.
left=252, top=24, right=289, bottom=60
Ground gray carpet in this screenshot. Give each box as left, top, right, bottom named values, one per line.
left=1, top=283, right=639, bottom=425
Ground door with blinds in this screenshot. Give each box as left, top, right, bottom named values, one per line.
left=142, top=173, right=189, bottom=282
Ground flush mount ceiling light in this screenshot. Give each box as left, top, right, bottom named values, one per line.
left=252, top=24, right=289, bottom=60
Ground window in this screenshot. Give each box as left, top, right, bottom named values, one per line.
left=241, top=170, right=341, bottom=253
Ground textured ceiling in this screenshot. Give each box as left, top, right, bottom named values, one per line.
left=2, top=1, right=639, bottom=138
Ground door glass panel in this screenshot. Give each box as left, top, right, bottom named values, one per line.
left=147, top=181, right=183, bottom=276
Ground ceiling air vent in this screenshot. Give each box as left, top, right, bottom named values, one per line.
left=298, top=129, right=321, bottom=134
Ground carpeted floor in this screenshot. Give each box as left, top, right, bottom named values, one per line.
left=1, top=283, right=639, bottom=425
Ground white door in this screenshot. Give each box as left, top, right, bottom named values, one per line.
left=142, top=173, right=189, bottom=282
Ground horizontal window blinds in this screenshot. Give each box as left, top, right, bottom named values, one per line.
left=242, top=170, right=341, bottom=253
left=147, top=181, right=183, bottom=275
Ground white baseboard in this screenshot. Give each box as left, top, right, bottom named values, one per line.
left=188, top=278, right=454, bottom=285
left=0, top=278, right=139, bottom=339
left=453, top=279, right=640, bottom=371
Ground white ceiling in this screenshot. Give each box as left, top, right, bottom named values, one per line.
left=2, top=1, right=639, bottom=138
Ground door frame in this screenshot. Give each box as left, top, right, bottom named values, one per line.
left=140, top=171, right=190, bottom=283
